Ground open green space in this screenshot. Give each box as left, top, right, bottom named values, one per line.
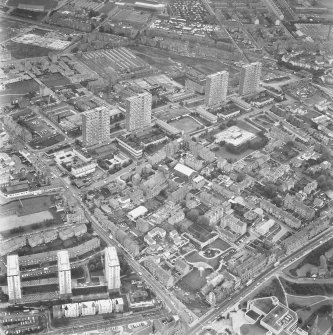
left=0, top=211, right=54, bottom=232
left=0, top=17, right=30, bottom=42
left=185, top=250, right=220, bottom=269
left=281, top=277, right=333, bottom=296
left=6, top=0, right=58, bottom=10
left=129, top=45, right=236, bottom=75
left=5, top=41, right=52, bottom=59
left=10, top=8, right=47, bottom=21
left=240, top=322, right=267, bottom=335
left=207, top=238, right=231, bottom=252
left=242, top=277, right=286, bottom=306
left=3, top=79, right=40, bottom=95
left=285, top=238, right=333, bottom=277
left=214, top=146, right=256, bottom=163
left=39, top=72, right=71, bottom=88
left=170, top=116, right=202, bottom=134
left=177, top=268, right=212, bottom=292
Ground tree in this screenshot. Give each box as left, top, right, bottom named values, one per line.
left=197, top=215, right=210, bottom=226
left=186, top=209, right=200, bottom=222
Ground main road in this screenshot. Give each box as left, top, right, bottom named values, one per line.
left=189, top=227, right=333, bottom=334
left=34, top=152, right=196, bottom=326
left=34, top=151, right=333, bottom=333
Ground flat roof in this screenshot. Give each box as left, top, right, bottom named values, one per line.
left=7, top=254, right=19, bottom=276
left=174, top=163, right=196, bottom=177
left=57, top=250, right=70, bottom=271
left=262, top=304, right=288, bottom=332
left=215, top=126, right=256, bottom=147
left=105, top=247, right=119, bottom=267
left=128, top=205, right=148, bottom=219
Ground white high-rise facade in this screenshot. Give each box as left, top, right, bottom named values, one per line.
left=239, top=62, right=262, bottom=96
left=125, top=92, right=152, bottom=131
left=57, top=250, right=72, bottom=295
left=7, top=255, right=21, bottom=302
left=82, top=107, right=110, bottom=147
left=205, top=71, right=229, bottom=107
left=105, top=247, right=121, bottom=291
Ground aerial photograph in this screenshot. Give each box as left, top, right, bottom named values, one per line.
left=0, top=0, right=333, bottom=334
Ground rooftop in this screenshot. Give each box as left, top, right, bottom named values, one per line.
left=105, top=247, right=119, bottom=267
left=7, top=254, right=19, bottom=276
left=57, top=250, right=70, bottom=271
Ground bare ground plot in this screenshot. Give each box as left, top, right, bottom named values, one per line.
left=170, top=116, right=202, bottom=133
left=0, top=210, right=54, bottom=232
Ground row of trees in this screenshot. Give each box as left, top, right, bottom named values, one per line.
left=185, top=209, right=210, bottom=226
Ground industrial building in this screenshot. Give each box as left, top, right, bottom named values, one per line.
left=7, top=255, right=21, bottom=302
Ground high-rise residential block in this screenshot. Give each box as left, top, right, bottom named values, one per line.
left=239, top=62, right=262, bottom=96
left=105, top=247, right=121, bottom=291
left=125, top=92, right=152, bottom=131
left=205, top=71, right=229, bottom=107
left=82, top=107, right=110, bottom=147
left=7, top=254, right=21, bottom=302
left=57, top=250, right=72, bottom=295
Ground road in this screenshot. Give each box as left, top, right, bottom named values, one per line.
left=31, top=152, right=196, bottom=326
left=47, top=308, right=165, bottom=334
left=190, top=227, right=333, bottom=334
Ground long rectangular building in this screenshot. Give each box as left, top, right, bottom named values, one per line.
left=7, top=255, right=21, bottom=302
left=105, top=247, right=121, bottom=291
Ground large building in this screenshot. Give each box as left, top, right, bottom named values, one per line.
left=205, top=71, right=229, bottom=107
left=82, top=107, right=110, bottom=147
left=125, top=92, right=152, bottom=131
left=7, top=255, right=21, bottom=302
left=57, top=250, right=72, bottom=296
left=239, top=62, right=262, bottom=96
left=105, top=247, right=121, bottom=291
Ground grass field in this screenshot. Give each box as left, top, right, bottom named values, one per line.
left=170, top=116, right=202, bottom=133
left=39, top=73, right=71, bottom=88
left=7, top=0, right=58, bottom=10
left=5, top=41, right=52, bottom=59
left=177, top=268, right=211, bottom=292
left=4, top=79, right=40, bottom=95
left=10, top=8, right=47, bottom=20
left=0, top=17, right=30, bottom=42
left=207, top=238, right=231, bottom=252
left=185, top=250, right=220, bottom=269
left=240, top=323, right=267, bottom=335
